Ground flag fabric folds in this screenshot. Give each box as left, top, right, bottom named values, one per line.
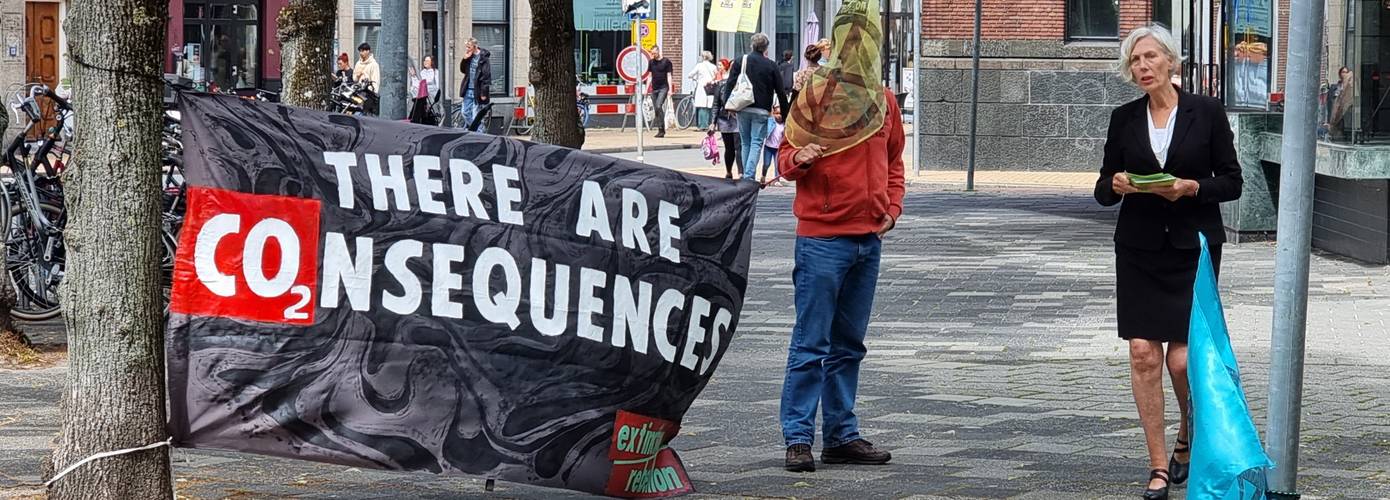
left=1188, top=233, right=1274, bottom=499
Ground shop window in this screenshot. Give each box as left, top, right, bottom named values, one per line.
left=473, top=0, right=508, bottom=96
left=1067, top=0, right=1119, bottom=40
left=354, top=0, right=381, bottom=51
left=180, top=0, right=260, bottom=90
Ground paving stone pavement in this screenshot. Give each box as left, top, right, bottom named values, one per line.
left=2, top=186, right=1389, bottom=499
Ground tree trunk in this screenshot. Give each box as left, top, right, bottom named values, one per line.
left=528, top=0, right=584, bottom=148
left=278, top=0, right=338, bottom=110
left=49, top=1, right=173, bottom=498
left=0, top=110, right=16, bottom=339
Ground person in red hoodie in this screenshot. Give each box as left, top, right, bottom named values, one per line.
left=773, top=0, right=905, bottom=473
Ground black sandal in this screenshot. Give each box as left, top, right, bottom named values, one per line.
left=1143, top=468, right=1170, bottom=500
left=1169, top=438, right=1190, bottom=485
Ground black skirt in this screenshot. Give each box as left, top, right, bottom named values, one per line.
left=1115, top=241, right=1222, bottom=343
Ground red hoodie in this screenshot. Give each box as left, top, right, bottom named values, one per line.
left=777, top=88, right=906, bottom=237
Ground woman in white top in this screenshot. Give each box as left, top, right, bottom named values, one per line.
left=409, top=56, right=442, bottom=125
left=688, top=51, right=718, bottom=129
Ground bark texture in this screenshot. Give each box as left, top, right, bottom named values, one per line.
left=0, top=107, right=16, bottom=337
left=49, top=1, right=173, bottom=498
left=278, top=0, right=337, bottom=110
left=528, top=0, right=584, bottom=148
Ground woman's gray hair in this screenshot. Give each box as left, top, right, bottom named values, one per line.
left=1118, top=25, right=1182, bottom=84
left=701, top=50, right=714, bottom=62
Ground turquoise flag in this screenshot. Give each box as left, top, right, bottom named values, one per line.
left=1188, top=233, right=1274, bottom=499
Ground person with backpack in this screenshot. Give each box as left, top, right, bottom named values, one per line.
left=721, top=33, right=790, bottom=182
left=709, top=62, right=741, bottom=179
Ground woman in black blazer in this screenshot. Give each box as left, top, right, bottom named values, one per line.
left=1094, top=25, right=1242, bottom=500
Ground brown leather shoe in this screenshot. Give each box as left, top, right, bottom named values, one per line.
left=785, top=444, right=815, bottom=472
left=821, top=439, right=891, bottom=465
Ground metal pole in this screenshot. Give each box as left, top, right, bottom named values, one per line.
left=379, top=0, right=408, bottom=120
left=965, top=0, right=981, bottom=191
left=1267, top=0, right=1323, bottom=496
left=635, top=19, right=645, bottom=163
left=439, top=1, right=451, bottom=127
left=913, top=0, right=922, bottom=177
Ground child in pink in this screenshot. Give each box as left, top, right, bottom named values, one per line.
left=761, top=107, right=785, bottom=184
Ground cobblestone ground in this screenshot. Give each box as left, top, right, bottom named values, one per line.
left=2, top=186, right=1388, bottom=499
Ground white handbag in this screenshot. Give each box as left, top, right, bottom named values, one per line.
left=724, top=54, right=755, bottom=111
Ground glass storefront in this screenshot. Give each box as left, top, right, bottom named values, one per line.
left=574, top=0, right=629, bottom=84
left=179, top=0, right=260, bottom=91
left=1323, top=0, right=1390, bottom=144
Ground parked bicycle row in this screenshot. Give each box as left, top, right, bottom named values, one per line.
left=3, top=82, right=186, bottom=321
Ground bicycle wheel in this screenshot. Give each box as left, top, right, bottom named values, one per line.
left=159, top=227, right=176, bottom=316
left=676, top=96, right=695, bottom=129
left=8, top=201, right=65, bottom=321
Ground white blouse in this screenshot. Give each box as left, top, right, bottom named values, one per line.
left=1147, top=103, right=1179, bottom=168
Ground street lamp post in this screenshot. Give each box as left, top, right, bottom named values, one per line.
left=1267, top=0, right=1325, bottom=496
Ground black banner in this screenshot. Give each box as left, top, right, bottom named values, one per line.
left=166, top=93, right=756, bottom=497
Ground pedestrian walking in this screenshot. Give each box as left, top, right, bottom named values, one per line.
left=1093, top=24, right=1243, bottom=500
left=647, top=46, right=674, bottom=138
left=353, top=43, right=381, bottom=91
left=790, top=43, right=824, bottom=104
left=408, top=56, right=440, bottom=125
left=760, top=107, right=784, bottom=184
left=778, top=49, right=797, bottom=94
left=709, top=70, right=741, bottom=179
left=458, top=38, right=492, bottom=131
left=721, top=33, right=790, bottom=182
left=688, top=51, right=719, bottom=129
left=775, top=2, right=902, bottom=473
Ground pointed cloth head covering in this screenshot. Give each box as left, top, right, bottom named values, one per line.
left=783, top=0, right=886, bottom=156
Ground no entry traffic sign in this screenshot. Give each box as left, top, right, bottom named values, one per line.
left=616, top=45, right=650, bottom=83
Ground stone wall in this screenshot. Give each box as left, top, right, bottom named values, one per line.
left=917, top=57, right=1143, bottom=172
left=1, top=0, right=24, bottom=139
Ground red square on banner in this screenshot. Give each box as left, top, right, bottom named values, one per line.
left=605, top=411, right=693, bottom=498
left=170, top=187, right=322, bottom=325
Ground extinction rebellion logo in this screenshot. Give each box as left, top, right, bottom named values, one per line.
left=605, top=411, right=693, bottom=497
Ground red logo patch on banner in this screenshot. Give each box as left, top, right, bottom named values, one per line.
left=170, top=186, right=322, bottom=325
left=604, top=410, right=693, bottom=498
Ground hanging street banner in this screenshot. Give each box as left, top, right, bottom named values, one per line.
left=165, top=92, right=757, bottom=497
left=736, top=0, right=763, bottom=33
left=706, top=0, right=741, bottom=32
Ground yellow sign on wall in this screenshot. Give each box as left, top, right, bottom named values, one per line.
left=631, top=19, right=659, bottom=51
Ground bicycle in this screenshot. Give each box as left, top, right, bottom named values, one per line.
left=4, top=84, right=71, bottom=321
left=675, top=93, right=696, bottom=129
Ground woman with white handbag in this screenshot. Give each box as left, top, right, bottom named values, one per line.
left=721, top=33, right=791, bottom=181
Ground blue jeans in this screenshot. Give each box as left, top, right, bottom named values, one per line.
left=761, top=146, right=778, bottom=179
left=461, top=90, right=477, bottom=130
left=737, top=110, right=769, bottom=179
left=780, top=235, right=882, bottom=448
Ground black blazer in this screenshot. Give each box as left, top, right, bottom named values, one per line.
left=1094, top=90, right=1243, bottom=251
left=722, top=52, right=790, bottom=113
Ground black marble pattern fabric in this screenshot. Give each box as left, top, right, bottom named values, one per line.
left=166, top=93, right=757, bottom=495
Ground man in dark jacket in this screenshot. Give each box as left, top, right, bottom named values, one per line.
left=722, top=33, right=789, bottom=180
left=459, top=38, right=493, bottom=131
left=778, top=49, right=797, bottom=93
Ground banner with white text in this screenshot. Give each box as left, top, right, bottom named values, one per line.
left=166, top=92, right=757, bottom=498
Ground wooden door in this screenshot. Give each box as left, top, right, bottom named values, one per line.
left=25, top=2, right=60, bottom=139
